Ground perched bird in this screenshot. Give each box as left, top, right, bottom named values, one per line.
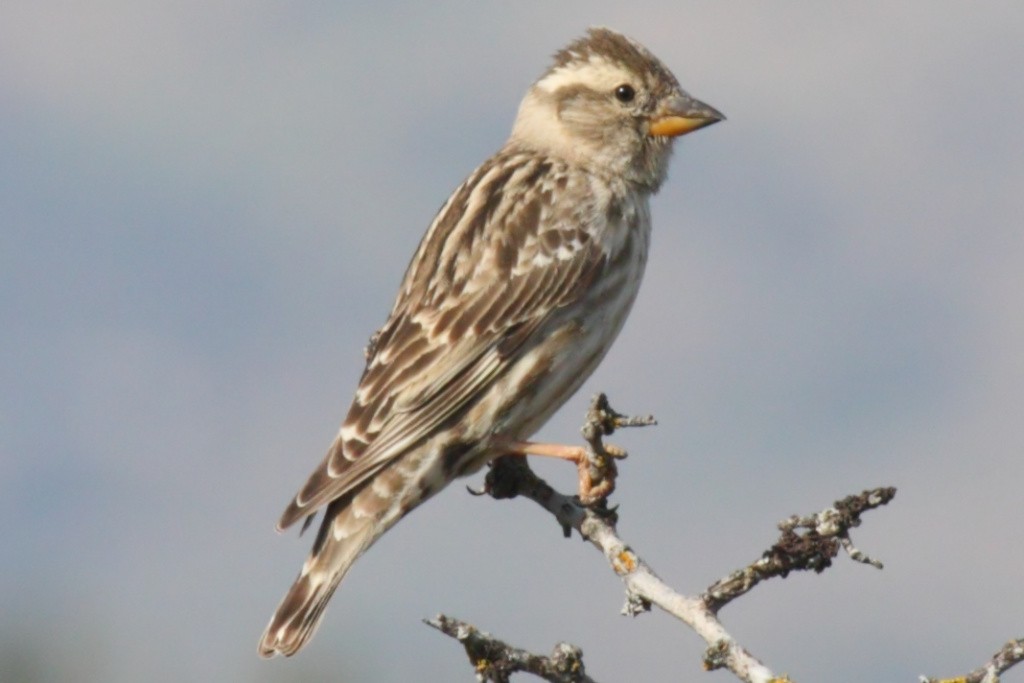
left=259, top=27, right=722, bottom=657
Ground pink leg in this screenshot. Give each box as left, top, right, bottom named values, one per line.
left=500, top=439, right=615, bottom=503
left=505, top=441, right=589, bottom=461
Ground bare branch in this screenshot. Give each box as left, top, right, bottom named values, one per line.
left=703, top=487, right=895, bottom=613
left=467, top=393, right=895, bottom=683
left=425, top=614, right=597, bottom=683
left=446, top=393, right=1023, bottom=682
left=920, top=638, right=1024, bottom=683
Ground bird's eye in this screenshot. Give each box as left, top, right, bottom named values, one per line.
left=614, top=84, right=636, bottom=103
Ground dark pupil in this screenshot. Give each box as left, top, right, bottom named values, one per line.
left=615, top=84, right=635, bottom=103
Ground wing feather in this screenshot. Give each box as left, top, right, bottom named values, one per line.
left=277, top=151, right=606, bottom=530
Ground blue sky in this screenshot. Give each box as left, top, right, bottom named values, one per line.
left=3, top=2, right=1023, bottom=682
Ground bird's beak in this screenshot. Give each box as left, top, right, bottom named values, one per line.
left=648, top=93, right=725, bottom=138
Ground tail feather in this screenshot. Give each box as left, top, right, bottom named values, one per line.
left=258, top=501, right=380, bottom=657
left=259, top=448, right=443, bottom=657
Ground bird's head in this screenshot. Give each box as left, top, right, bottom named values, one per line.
left=511, top=28, right=723, bottom=191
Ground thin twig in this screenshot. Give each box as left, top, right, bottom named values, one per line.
left=920, top=637, right=1024, bottom=683
left=703, top=487, right=895, bottom=613
left=479, top=453, right=780, bottom=682
left=425, top=614, right=597, bottom=683
left=469, top=393, right=895, bottom=683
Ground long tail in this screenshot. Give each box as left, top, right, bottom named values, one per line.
left=258, top=494, right=390, bottom=657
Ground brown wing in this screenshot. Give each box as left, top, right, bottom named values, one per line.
left=277, top=151, right=606, bottom=530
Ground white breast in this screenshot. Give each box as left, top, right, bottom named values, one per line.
left=480, top=181, right=652, bottom=441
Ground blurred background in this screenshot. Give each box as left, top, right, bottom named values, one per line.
left=3, top=2, right=1022, bottom=681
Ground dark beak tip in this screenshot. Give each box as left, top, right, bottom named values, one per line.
left=701, top=104, right=726, bottom=123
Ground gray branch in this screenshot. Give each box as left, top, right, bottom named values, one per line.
left=919, top=638, right=1024, bottom=683
left=703, top=487, right=894, bottom=613
left=432, top=393, right=896, bottom=682
left=425, top=614, right=597, bottom=683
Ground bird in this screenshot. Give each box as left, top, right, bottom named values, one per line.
left=258, top=27, right=723, bottom=658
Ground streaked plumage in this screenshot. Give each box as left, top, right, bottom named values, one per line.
left=259, top=27, right=722, bottom=657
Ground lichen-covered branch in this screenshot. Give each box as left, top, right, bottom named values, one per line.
left=459, top=393, right=896, bottom=683
left=477, top=450, right=779, bottom=682
left=703, top=487, right=895, bottom=613
left=920, top=637, right=1024, bottom=683
left=425, top=614, right=597, bottom=683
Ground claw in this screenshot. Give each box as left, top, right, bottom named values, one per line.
left=603, top=443, right=628, bottom=460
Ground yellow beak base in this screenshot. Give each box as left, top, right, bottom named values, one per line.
left=648, top=115, right=718, bottom=138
